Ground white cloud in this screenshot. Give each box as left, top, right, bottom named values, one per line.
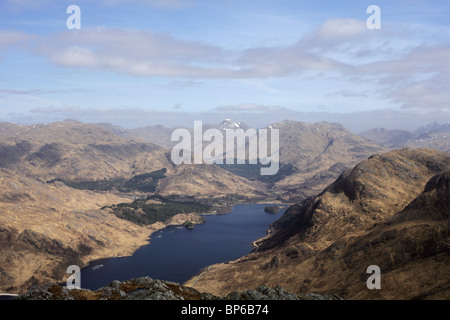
left=390, top=83, right=450, bottom=110
left=3, top=18, right=449, bottom=114
left=49, top=46, right=97, bottom=67
left=349, top=44, right=450, bottom=110
left=36, top=27, right=230, bottom=77
left=325, top=90, right=370, bottom=98
left=315, top=19, right=367, bottom=41
left=33, top=25, right=345, bottom=79
left=0, top=30, right=32, bottom=48
left=4, top=0, right=53, bottom=10
left=236, top=46, right=343, bottom=77
left=30, top=105, right=85, bottom=114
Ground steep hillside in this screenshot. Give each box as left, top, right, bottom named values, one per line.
left=0, top=120, right=275, bottom=294
left=156, top=163, right=269, bottom=200
left=185, top=148, right=450, bottom=299
left=0, top=168, right=151, bottom=293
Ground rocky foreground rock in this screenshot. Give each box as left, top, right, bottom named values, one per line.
left=18, top=276, right=342, bottom=300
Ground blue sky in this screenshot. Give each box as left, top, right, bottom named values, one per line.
left=0, top=0, right=449, bottom=131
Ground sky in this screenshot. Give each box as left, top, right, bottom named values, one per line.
left=0, top=0, right=449, bottom=132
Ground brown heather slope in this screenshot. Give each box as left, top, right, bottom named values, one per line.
left=185, top=148, right=450, bottom=299
left=0, top=122, right=22, bottom=139
left=0, top=168, right=153, bottom=293
left=156, top=163, right=269, bottom=199
left=0, top=120, right=173, bottom=181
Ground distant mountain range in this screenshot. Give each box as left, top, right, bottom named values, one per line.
left=101, top=119, right=450, bottom=201
left=0, top=119, right=390, bottom=202
left=2, top=118, right=447, bottom=204
left=98, top=119, right=388, bottom=202
left=0, top=120, right=171, bottom=181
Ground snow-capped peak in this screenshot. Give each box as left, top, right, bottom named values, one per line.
left=220, top=119, right=242, bottom=130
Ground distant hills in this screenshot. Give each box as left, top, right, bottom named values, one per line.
left=185, top=148, right=450, bottom=300
left=97, top=119, right=250, bottom=150
left=0, top=119, right=391, bottom=203
left=105, top=119, right=389, bottom=202
left=360, top=121, right=450, bottom=152
left=0, top=120, right=172, bottom=181
left=2, top=118, right=447, bottom=203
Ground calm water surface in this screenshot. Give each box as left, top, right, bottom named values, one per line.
left=80, top=203, right=286, bottom=290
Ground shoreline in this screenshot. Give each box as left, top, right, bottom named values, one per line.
left=65, top=200, right=293, bottom=293
left=78, top=211, right=209, bottom=268
left=183, top=203, right=290, bottom=289
left=5, top=200, right=290, bottom=296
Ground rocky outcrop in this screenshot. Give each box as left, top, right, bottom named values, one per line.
left=18, top=276, right=342, bottom=300
left=226, top=285, right=342, bottom=300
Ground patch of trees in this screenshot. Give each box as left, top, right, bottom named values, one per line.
left=48, top=168, right=167, bottom=193
left=103, top=195, right=212, bottom=226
